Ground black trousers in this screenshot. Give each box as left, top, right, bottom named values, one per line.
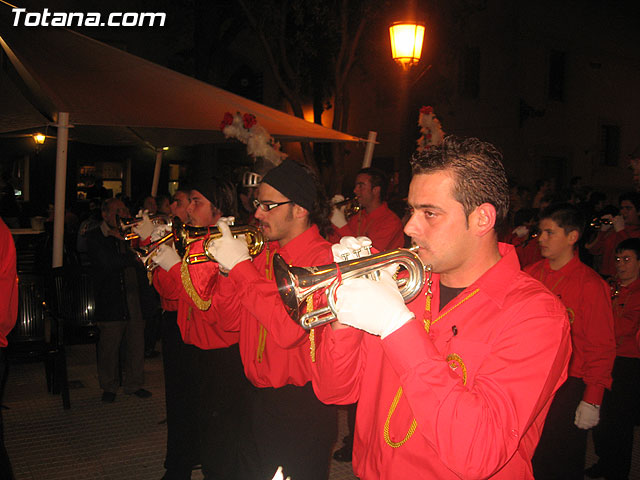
left=0, top=349, right=15, bottom=480
left=193, top=343, right=249, bottom=480
left=161, top=310, right=200, bottom=477
left=592, top=356, right=640, bottom=480
left=237, top=382, right=337, bottom=480
left=532, top=376, right=587, bottom=480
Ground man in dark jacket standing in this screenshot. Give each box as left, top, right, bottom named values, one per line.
left=86, top=198, right=151, bottom=402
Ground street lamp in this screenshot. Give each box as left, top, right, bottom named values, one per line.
left=389, top=21, right=425, bottom=70
left=33, top=133, right=46, bottom=145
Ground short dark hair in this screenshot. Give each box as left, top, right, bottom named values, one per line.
left=358, top=167, right=388, bottom=200
left=616, top=238, right=640, bottom=258
left=410, top=136, right=510, bottom=226
left=619, top=191, right=640, bottom=211
left=539, top=203, right=585, bottom=239
left=189, top=176, right=238, bottom=218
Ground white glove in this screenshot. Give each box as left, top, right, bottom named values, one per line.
left=613, top=215, right=625, bottom=232
left=332, top=235, right=374, bottom=261
left=270, top=466, right=290, bottom=480
left=133, top=209, right=155, bottom=240
left=151, top=243, right=181, bottom=272
left=208, top=217, right=250, bottom=272
left=599, top=214, right=613, bottom=232
left=512, top=225, right=529, bottom=238
left=150, top=223, right=172, bottom=242
left=331, top=194, right=348, bottom=228
left=574, top=400, right=600, bottom=429
left=335, top=269, right=415, bottom=338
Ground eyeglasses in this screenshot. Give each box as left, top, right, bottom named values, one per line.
left=253, top=199, right=293, bottom=212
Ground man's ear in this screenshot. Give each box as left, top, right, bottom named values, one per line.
left=293, top=204, right=309, bottom=219
left=568, top=229, right=579, bottom=246
left=470, top=203, right=497, bottom=236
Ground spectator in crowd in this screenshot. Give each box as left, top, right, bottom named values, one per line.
left=0, top=172, right=19, bottom=229
left=86, top=198, right=151, bottom=403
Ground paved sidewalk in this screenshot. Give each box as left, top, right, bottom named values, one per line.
left=3, top=343, right=639, bottom=479
left=3, top=343, right=356, bottom=480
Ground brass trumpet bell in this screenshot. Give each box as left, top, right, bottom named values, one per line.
left=274, top=247, right=427, bottom=330
left=589, top=216, right=613, bottom=229
left=117, top=213, right=173, bottom=241
left=173, top=221, right=265, bottom=264
left=333, top=197, right=361, bottom=217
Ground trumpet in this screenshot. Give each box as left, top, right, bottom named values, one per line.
left=117, top=213, right=173, bottom=241
left=273, top=246, right=428, bottom=330
left=133, top=230, right=175, bottom=271
left=589, top=216, right=613, bottom=229
left=333, top=197, right=361, bottom=217
left=173, top=221, right=265, bottom=264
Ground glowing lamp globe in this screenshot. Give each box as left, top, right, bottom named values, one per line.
left=389, top=21, right=425, bottom=70
left=33, top=133, right=46, bottom=145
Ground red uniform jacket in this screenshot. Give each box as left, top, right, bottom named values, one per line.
left=217, top=225, right=333, bottom=388
left=588, top=225, right=640, bottom=277
left=153, top=239, right=238, bottom=350
left=330, top=202, right=404, bottom=251
left=526, top=255, right=615, bottom=404
left=313, top=244, right=571, bottom=479
left=0, top=219, right=18, bottom=347
left=612, top=277, right=640, bottom=358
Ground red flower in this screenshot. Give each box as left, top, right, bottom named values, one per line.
left=420, top=106, right=433, bottom=115
left=220, top=112, right=234, bottom=130
left=243, top=113, right=257, bottom=130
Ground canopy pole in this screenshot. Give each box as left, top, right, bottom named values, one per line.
left=362, top=131, right=377, bottom=168
left=151, top=149, right=162, bottom=197
left=52, top=112, right=69, bottom=268
left=23, top=154, right=30, bottom=201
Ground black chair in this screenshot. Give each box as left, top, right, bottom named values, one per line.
left=7, top=273, right=70, bottom=409
left=48, top=266, right=99, bottom=345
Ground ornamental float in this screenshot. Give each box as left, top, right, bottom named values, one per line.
left=220, top=112, right=287, bottom=166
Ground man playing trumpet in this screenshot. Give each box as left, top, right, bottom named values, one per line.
left=311, top=136, right=572, bottom=479
left=330, top=167, right=404, bottom=251
left=208, top=159, right=337, bottom=480
left=142, top=178, right=249, bottom=480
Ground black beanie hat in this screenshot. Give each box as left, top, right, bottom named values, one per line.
left=261, top=159, right=317, bottom=212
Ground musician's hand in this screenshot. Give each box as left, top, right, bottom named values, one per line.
left=208, top=218, right=250, bottom=273
left=330, top=194, right=348, bottom=228
left=150, top=223, right=171, bottom=242
left=152, top=243, right=181, bottom=272
left=574, top=400, right=600, bottom=429
left=599, top=214, right=614, bottom=232
left=613, top=215, right=625, bottom=232
left=332, top=236, right=373, bottom=262
left=270, top=466, right=291, bottom=480
left=133, top=209, right=155, bottom=240
left=335, top=269, right=414, bottom=338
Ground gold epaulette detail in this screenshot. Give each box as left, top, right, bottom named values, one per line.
left=384, top=387, right=417, bottom=448
left=257, top=324, right=267, bottom=363
left=307, top=295, right=316, bottom=362
left=180, top=245, right=211, bottom=311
